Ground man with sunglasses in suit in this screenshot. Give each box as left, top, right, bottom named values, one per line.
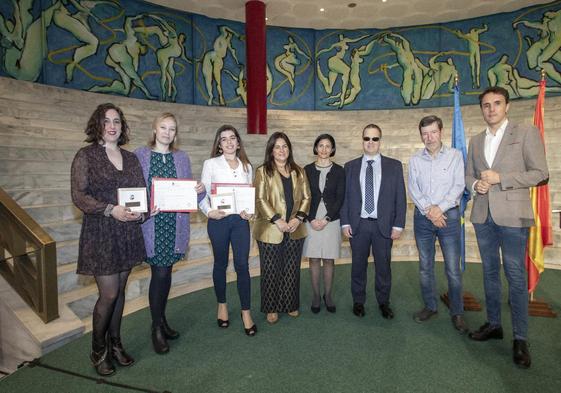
left=340, top=124, right=407, bottom=319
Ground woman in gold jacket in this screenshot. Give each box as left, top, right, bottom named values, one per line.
left=254, top=132, right=311, bottom=324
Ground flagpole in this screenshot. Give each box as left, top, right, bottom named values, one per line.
left=527, top=67, right=556, bottom=317
left=440, top=73, right=482, bottom=312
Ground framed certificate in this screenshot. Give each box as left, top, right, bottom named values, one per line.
left=117, top=187, right=148, bottom=213
left=210, top=193, right=235, bottom=215
left=151, top=178, right=198, bottom=212
left=212, top=183, right=255, bottom=214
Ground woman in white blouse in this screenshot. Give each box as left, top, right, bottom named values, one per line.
left=200, top=125, right=256, bottom=336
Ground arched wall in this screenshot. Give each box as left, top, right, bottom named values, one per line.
left=0, top=75, right=559, bottom=269
left=1, top=0, right=560, bottom=110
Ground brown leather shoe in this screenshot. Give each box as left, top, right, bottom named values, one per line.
left=451, top=315, right=469, bottom=334
left=413, top=307, right=437, bottom=323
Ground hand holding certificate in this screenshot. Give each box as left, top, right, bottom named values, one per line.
left=211, top=183, right=255, bottom=215
left=151, top=178, right=198, bottom=212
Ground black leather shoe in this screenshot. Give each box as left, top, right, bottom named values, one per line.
left=469, top=322, right=503, bottom=341
left=323, top=295, right=336, bottom=313
left=151, top=325, right=170, bottom=354
left=310, top=304, right=321, bottom=314
left=110, top=337, right=135, bottom=367
left=513, top=339, right=531, bottom=369
left=451, top=315, right=469, bottom=335
left=162, top=317, right=179, bottom=340
left=379, top=304, right=394, bottom=319
left=90, top=347, right=115, bottom=376
left=353, top=303, right=365, bottom=317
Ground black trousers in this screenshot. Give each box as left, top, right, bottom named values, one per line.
left=350, top=218, right=393, bottom=305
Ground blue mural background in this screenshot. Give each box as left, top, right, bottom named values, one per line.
left=1, top=0, right=560, bottom=110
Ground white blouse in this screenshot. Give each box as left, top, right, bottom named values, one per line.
left=199, top=155, right=253, bottom=216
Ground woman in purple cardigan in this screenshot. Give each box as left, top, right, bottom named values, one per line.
left=135, top=113, right=205, bottom=354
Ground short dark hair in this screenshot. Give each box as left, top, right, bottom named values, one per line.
left=418, top=115, right=443, bottom=134
left=362, top=124, right=382, bottom=137
left=312, top=133, right=336, bottom=157
left=479, top=86, right=509, bottom=107
left=84, top=103, right=130, bottom=146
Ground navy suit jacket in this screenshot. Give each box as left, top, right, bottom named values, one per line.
left=340, top=155, right=406, bottom=239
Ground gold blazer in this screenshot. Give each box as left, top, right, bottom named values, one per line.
left=253, top=165, right=311, bottom=244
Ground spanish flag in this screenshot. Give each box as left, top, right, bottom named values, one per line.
left=525, top=78, right=553, bottom=293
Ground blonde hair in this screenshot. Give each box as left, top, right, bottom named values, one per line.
left=148, top=112, right=179, bottom=151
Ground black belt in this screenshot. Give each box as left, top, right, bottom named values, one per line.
left=361, top=217, right=377, bottom=221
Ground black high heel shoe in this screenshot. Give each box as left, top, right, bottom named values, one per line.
left=323, top=295, right=336, bottom=313
left=240, top=313, right=257, bottom=336
left=310, top=304, right=321, bottom=314
left=217, top=318, right=229, bottom=328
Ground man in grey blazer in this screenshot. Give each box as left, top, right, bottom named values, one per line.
left=466, top=86, right=548, bottom=369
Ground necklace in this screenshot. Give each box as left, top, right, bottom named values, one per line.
left=315, top=162, right=333, bottom=168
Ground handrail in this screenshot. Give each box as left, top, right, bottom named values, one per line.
left=0, top=186, right=59, bottom=323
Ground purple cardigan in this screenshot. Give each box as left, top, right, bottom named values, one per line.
left=134, top=147, right=205, bottom=258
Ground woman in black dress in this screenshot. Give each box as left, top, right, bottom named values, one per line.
left=71, top=103, right=147, bottom=376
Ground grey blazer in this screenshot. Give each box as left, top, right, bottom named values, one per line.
left=465, top=122, right=549, bottom=227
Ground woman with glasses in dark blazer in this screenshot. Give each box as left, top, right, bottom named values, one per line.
left=303, top=134, right=345, bottom=313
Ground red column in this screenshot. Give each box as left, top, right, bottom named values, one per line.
left=245, top=1, right=267, bottom=134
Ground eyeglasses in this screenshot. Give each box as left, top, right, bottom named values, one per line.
left=362, top=137, right=380, bottom=142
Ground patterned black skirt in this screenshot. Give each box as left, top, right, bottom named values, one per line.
left=258, top=236, right=305, bottom=313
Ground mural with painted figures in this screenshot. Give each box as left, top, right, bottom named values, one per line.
left=1, top=0, right=561, bottom=110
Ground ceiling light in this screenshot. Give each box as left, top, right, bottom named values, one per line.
left=320, top=8, right=325, bottom=12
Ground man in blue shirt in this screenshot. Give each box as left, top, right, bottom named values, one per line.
left=408, top=115, right=468, bottom=333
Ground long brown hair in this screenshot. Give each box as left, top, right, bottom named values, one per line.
left=148, top=112, right=179, bottom=151
left=84, top=103, right=130, bottom=146
left=210, top=125, right=251, bottom=172
left=262, top=131, right=303, bottom=177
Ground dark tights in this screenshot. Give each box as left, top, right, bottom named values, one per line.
left=309, top=258, right=335, bottom=308
left=92, top=270, right=130, bottom=349
left=149, top=265, right=173, bottom=328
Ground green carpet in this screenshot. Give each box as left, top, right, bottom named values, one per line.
left=2, top=262, right=561, bottom=393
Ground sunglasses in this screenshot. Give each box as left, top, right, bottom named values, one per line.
left=362, top=136, right=381, bottom=142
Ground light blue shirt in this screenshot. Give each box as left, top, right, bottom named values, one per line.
left=360, top=154, right=381, bottom=219
left=408, top=145, right=465, bottom=215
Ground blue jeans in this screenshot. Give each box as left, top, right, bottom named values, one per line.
left=473, top=214, right=529, bottom=340
left=414, top=207, right=463, bottom=316
left=207, top=214, right=251, bottom=310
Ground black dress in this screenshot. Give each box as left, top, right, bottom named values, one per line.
left=71, top=144, right=147, bottom=275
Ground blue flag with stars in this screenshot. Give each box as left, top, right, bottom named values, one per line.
left=452, top=84, right=471, bottom=271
